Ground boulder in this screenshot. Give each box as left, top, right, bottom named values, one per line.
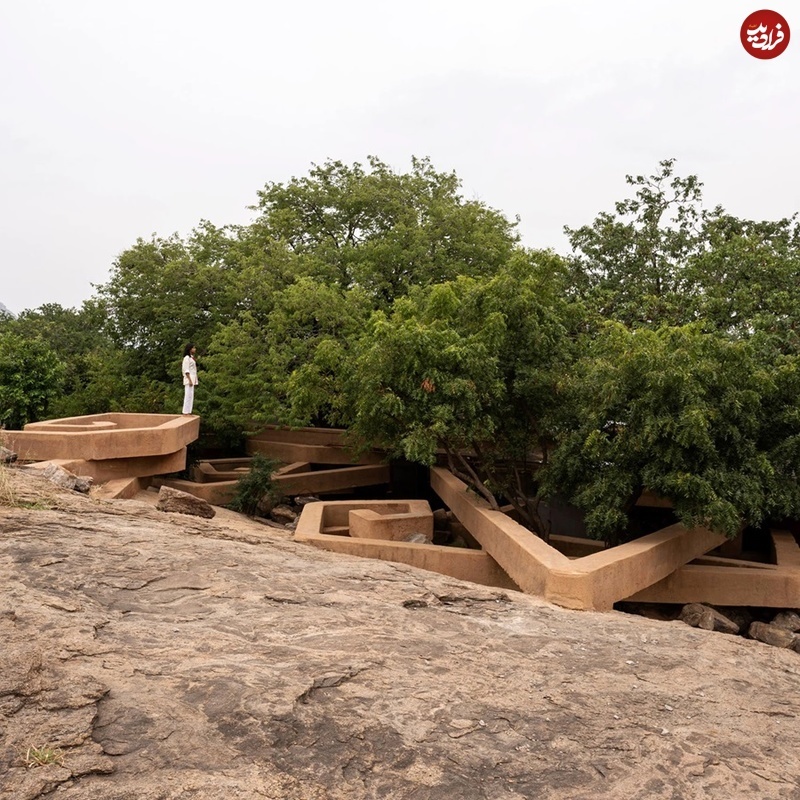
left=256, top=494, right=277, bottom=516
left=294, top=495, right=321, bottom=506
left=73, top=475, right=93, bottom=494
left=29, top=463, right=94, bottom=494
left=748, top=621, right=798, bottom=649
left=771, top=611, right=800, bottom=632
left=270, top=504, right=298, bottom=525
left=404, top=533, right=431, bottom=544
left=679, top=603, right=739, bottom=634
left=156, top=485, right=216, bottom=519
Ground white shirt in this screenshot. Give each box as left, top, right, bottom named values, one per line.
left=182, top=355, right=198, bottom=386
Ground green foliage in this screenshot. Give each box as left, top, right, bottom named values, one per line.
left=9, top=155, right=800, bottom=546
left=227, top=454, right=281, bottom=516
left=204, top=278, right=372, bottom=430
left=540, top=325, right=788, bottom=542
left=347, top=257, right=576, bottom=525
left=0, top=333, right=65, bottom=429
left=253, top=156, right=519, bottom=305
left=1, top=301, right=136, bottom=418
left=565, top=158, right=704, bottom=327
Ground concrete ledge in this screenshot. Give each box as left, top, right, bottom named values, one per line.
left=155, top=463, right=392, bottom=506
left=249, top=425, right=352, bottom=446
left=548, top=523, right=727, bottom=611
left=430, top=467, right=571, bottom=597
left=47, top=448, right=187, bottom=482
left=94, top=476, right=150, bottom=500
left=301, top=535, right=519, bottom=590
left=772, top=530, right=800, bottom=568
left=1, top=413, right=199, bottom=461
left=349, top=508, right=434, bottom=541
left=247, top=439, right=384, bottom=465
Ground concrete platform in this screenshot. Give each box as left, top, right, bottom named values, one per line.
left=2, top=413, right=199, bottom=461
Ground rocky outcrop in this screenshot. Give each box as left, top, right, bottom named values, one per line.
left=3, top=468, right=800, bottom=799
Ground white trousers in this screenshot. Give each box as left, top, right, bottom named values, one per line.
left=182, top=384, right=195, bottom=414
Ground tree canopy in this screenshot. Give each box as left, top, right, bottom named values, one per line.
left=7, top=155, right=800, bottom=544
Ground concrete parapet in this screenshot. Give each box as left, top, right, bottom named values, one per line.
left=547, top=523, right=727, bottom=611
left=430, top=467, right=570, bottom=598
left=626, top=563, right=800, bottom=607
left=249, top=425, right=351, bottom=446
left=348, top=508, right=434, bottom=541
left=155, top=463, right=391, bottom=506
left=248, top=439, right=384, bottom=465
left=247, top=425, right=384, bottom=465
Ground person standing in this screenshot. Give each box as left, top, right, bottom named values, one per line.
left=181, top=343, right=198, bottom=415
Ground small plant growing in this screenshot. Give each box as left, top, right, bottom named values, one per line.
left=23, top=745, right=65, bottom=768
left=227, top=453, right=282, bottom=517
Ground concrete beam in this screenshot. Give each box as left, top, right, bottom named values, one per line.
left=48, top=448, right=187, bottom=482
left=626, top=564, right=800, bottom=607
left=247, top=439, right=384, bottom=465
left=430, top=466, right=728, bottom=611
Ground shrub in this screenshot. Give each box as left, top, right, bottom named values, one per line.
left=227, top=453, right=281, bottom=516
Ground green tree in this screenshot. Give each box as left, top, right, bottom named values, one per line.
left=252, top=156, right=520, bottom=305
left=0, top=333, right=65, bottom=429
left=4, top=301, right=119, bottom=418
left=541, top=324, right=789, bottom=543
left=203, top=278, right=372, bottom=430
left=347, top=255, right=577, bottom=532
left=565, top=158, right=704, bottom=327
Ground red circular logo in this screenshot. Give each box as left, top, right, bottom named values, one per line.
left=741, top=10, right=790, bottom=58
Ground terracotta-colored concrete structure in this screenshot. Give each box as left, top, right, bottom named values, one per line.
left=293, top=469, right=800, bottom=610
left=430, top=466, right=731, bottom=610
left=626, top=530, right=800, bottom=606
left=156, top=462, right=390, bottom=505
left=295, top=500, right=519, bottom=590
left=2, top=413, right=199, bottom=462
left=1, top=413, right=199, bottom=499
left=39, top=449, right=187, bottom=483
left=13, top=417, right=796, bottom=610
left=247, top=425, right=384, bottom=465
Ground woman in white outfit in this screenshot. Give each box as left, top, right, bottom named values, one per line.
left=181, top=343, right=198, bottom=414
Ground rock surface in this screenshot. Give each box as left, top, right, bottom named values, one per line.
left=2, top=468, right=800, bottom=799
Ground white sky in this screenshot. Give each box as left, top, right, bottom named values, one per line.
left=0, top=0, right=797, bottom=314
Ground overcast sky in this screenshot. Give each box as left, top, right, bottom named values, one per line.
left=0, top=0, right=796, bottom=314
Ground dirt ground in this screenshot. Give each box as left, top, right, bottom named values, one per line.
left=2, top=468, right=800, bottom=800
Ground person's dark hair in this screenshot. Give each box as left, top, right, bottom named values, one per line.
left=183, top=343, right=195, bottom=357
